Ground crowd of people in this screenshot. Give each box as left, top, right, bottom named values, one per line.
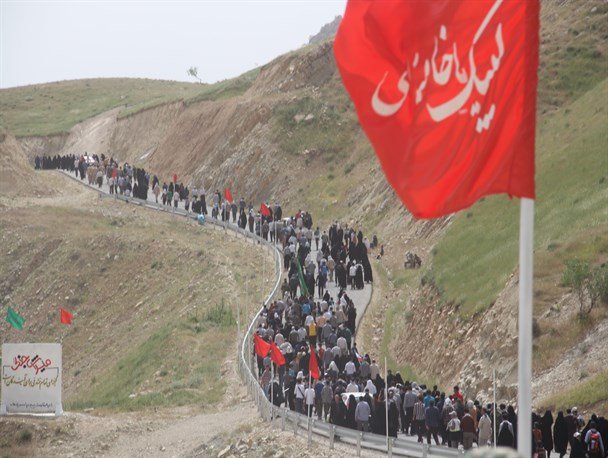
left=36, top=153, right=606, bottom=457
left=251, top=208, right=606, bottom=456
left=255, top=284, right=606, bottom=457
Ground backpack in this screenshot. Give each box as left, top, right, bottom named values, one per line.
left=588, top=431, right=600, bottom=453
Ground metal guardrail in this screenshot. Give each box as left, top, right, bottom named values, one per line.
left=60, top=171, right=461, bottom=457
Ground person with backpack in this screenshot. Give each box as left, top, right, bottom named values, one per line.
left=585, top=421, right=605, bottom=458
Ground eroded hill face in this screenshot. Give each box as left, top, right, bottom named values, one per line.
left=5, top=0, right=608, bottom=412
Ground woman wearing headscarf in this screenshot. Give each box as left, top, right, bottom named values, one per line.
left=388, top=397, right=400, bottom=438
left=346, top=394, right=357, bottom=429
left=507, top=405, right=518, bottom=448
left=569, top=432, right=586, bottom=458
left=373, top=373, right=385, bottom=395
left=372, top=392, right=387, bottom=436
left=497, top=411, right=515, bottom=448
left=441, top=398, right=454, bottom=445
left=553, top=411, right=569, bottom=458
left=330, top=394, right=346, bottom=427
left=478, top=407, right=493, bottom=447
left=365, top=379, right=377, bottom=396
left=541, top=410, right=554, bottom=458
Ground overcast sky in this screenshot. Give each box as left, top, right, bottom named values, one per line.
left=0, top=0, right=346, bottom=89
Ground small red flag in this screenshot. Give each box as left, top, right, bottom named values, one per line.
left=260, top=203, right=271, bottom=217
left=270, top=342, right=286, bottom=366
left=60, top=307, right=73, bottom=325
left=334, top=0, right=539, bottom=218
left=309, top=345, right=320, bottom=380
left=224, top=188, right=233, bottom=204
left=253, top=333, right=271, bottom=358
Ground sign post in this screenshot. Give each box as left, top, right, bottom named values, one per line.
left=1, top=343, right=63, bottom=416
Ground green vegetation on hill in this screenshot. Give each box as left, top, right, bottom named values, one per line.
left=272, top=87, right=355, bottom=158
left=430, top=79, right=608, bottom=318
left=67, top=304, right=236, bottom=411
left=537, top=1, right=607, bottom=112
left=0, top=72, right=260, bottom=137
left=539, top=369, right=608, bottom=413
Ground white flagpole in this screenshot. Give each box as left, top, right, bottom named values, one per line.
left=271, top=362, right=274, bottom=421
left=493, top=368, right=497, bottom=447
left=517, top=198, right=534, bottom=456
left=308, top=370, right=312, bottom=420
left=385, top=357, right=389, bottom=449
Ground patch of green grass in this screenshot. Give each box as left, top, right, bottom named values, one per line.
left=0, top=79, right=202, bottom=136
left=375, top=264, right=423, bottom=383
left=539, top=369, right=608, bottom=412
left=272, top=93, right=354, bottom=157
left=536, top=0, right=607, bottom=112
left=0, top=70, right=260, bottom=137
left=66, top=320, right=233, bottom=411
left=432, top=79, right=608, bottom=318
left=182, top=68, right=260, bottom=107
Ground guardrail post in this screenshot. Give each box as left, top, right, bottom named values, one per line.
left=281, top=412, right=286, bottom=431
left=357, top=432, right=362, bottom=457
left=422, top=443, right=429, bottom=458
left=293, top=414, right=298, bottom=436
left=329, top=425, right=335, bottom=450
left=388, top=437, right=393, bottom=457
left=307, top=418, right=312, bottom=448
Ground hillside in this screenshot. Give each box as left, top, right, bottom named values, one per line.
left=1, top=0, right=607, bottom=413
left=0, top=73, right=259, bottom=138
left=0, top=168, right=272, bottom=413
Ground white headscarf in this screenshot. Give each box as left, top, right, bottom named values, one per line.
left=365, top=379, right=377, bottom=396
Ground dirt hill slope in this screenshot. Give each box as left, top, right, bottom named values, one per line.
left=0, top=172, right=273, bottom=412
left=0, top=132, right=56, bottom=196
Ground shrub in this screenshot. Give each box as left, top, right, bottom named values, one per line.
left=18, top=429, right=33, bottom=443
left=562, top=260, right=608, bottom=315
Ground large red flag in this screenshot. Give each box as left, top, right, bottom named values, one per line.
left=260, top=203, right=271, bottom=217
left=270, top=342, right=286, bottom=366
left=60, top=307, right=73, bottom=325
left=253, top=334, right=271, bottom=358
left=309, top=345, right=320, bottom=380
left=334, top=0, right=539, bottom=218
left=224, top=188, right=233, bottom=204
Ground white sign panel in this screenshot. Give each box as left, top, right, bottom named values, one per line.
left=1, top=343, right=63, bottom=415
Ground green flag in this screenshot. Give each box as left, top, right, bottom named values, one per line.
left=296, top=258, right=309, bottom=297
left=6, top=306, right=25, bottom=330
